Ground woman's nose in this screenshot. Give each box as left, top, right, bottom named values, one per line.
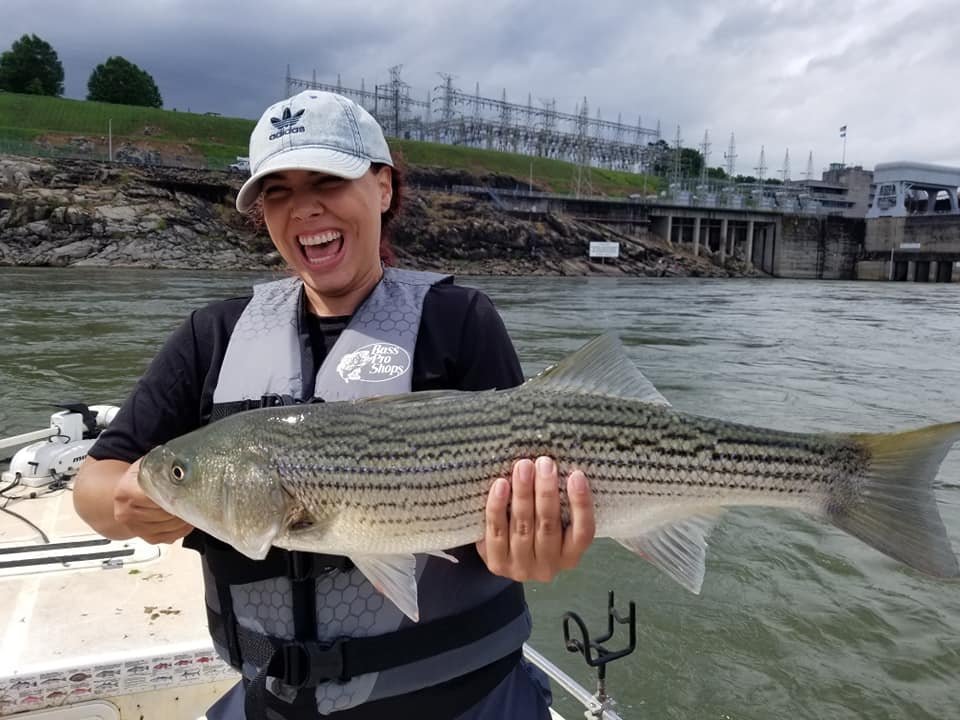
left=291, top=189, right=324, bottom=220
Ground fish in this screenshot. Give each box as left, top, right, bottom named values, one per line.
left=139, top=334, right=960, bottom=622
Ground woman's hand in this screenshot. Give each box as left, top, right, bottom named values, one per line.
left=113, top=459, right=193, bottom=544
left=477, top=456, right=595, bottom=582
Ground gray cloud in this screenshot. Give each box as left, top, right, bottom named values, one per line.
left=2, top=0, right=958, bottom=169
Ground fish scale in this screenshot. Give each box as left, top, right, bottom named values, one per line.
left=140, top=334, right=960, bottom=622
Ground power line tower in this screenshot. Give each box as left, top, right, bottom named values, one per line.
left=573, top=97, right=593, bottom=198
left=724, top=132, right=737, bottom=180
left=672, top=124, right=683, bottom=186
left=699, top=129, right=711, bottom=186
left=755, top=145, right=767, bottom=205
left=386, top=64, right=409, bottom=138
left=780, top=149, right=791, bottom=182
left=434, top=73, right=457, bottom=144
left=803, top=151, right=815, bottom=181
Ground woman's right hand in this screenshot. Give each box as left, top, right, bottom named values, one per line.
left=74, top=456, right=192, bottom=544
left=112, top=459, right=193, bottom=544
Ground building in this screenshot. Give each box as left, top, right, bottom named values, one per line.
left=787, top=164, right=873, bottom=218
left=857, top=162, right=960, bottom=282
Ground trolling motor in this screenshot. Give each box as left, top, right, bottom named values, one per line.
left=0, top=404, right=119, bottom=487
left=563, top=590, right=637, bottom=718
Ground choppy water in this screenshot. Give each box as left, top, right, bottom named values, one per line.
left=1, top=268, right=958, bottom=720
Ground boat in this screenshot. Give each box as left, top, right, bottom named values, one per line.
left=0, top=405, right=629, bottom=719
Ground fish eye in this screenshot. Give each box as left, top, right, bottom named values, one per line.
left=170, top=462, right=188, bottom=485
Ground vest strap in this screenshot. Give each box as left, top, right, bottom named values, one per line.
left=210, top=394, right=308, bottom=423
left=194, top=534, right=353, bottom=585
left=204, top=582, right=525, bottom=717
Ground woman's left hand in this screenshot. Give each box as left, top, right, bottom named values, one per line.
left=477, top=456, right=596, bottom=582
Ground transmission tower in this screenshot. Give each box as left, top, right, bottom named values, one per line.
left=755, top=145, right=767, bottom=203
left=699, top=129, right=711, bottom=185
left=724, top=132, right=737, bottom=180
left=803, top=151, right=815, bottom=181
left=573, top=97, right=593, bottom=198
left=780, top=149, right=791, bottom=182
left=670, top=125, right=684, bottom=186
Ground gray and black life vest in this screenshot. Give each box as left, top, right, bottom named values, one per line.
left=190, top=268, right=530, bottom=719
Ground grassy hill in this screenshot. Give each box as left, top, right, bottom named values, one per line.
left=0, top=92, right=660, bottom=196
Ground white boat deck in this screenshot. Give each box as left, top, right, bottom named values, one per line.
left=0, top=482, right=236, bottom=717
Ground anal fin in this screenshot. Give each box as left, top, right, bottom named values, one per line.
left=616, top=512, right=723, bottom=594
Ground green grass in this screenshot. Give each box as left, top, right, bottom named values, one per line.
left=0, top=91, right=661, bottom=195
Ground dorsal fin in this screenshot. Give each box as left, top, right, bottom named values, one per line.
left=525, top=333, right=670, bottom=405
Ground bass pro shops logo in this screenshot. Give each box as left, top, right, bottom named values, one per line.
left=268, top=107, right=306, bottom=141
left=336, top=343, right=411, bottom=383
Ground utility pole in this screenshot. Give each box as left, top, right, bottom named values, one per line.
left=699, top=129, right=711, bottom=186
left=755, top=145, right=767, bottom=206
left=780, top=149, right=791, bottom=182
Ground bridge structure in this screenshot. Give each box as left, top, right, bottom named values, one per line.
left=452, top=185, right=782, bottom=272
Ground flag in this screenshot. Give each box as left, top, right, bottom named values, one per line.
left=840, top=125, right=847, bottom=138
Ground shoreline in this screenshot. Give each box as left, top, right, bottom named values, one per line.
left=0, top=154, right=758, bottom=279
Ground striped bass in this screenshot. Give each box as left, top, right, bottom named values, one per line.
left=139, top=334, right=960, bottom=621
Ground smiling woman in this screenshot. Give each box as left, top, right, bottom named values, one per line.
left=257, top=166, right=392, bottom=316
left=73, top=88, right=597, bottom=720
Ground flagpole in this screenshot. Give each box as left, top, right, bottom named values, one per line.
left=842, top=134, right=846, bottom=166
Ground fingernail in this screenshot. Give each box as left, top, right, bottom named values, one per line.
left=569, top=472, right=587, bottom=494
left=494, top=478, right=510, bottom=498
left=536, top=456, right=554, bottom=474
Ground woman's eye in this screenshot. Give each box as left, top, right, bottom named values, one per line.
left=263, top=185, right=288, bottom=198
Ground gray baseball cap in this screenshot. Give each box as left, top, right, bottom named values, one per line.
left=235, top=90, right=393, bottom=212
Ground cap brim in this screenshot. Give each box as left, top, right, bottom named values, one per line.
left=235, top=148, right=371, bottom=212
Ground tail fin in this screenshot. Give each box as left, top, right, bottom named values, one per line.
left=830, top=422, right=960, bottom=578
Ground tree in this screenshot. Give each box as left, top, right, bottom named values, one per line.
left=87, top=56, right=162, bottom=108
left=0, top=34, right=64, bottom=95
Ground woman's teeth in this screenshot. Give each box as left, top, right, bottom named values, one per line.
left=299, top=230, right=343, bottom=246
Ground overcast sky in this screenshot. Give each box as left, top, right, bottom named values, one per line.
left=3, top=0, right=958, bottom=174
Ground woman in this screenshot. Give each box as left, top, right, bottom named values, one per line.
left=74, top=90, right=595, bottom=719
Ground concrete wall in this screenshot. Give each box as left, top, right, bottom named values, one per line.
left=866, top=215, right=960, bottom=253
left=773, top=215, right=862, bottom=279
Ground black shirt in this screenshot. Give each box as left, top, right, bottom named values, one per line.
left=91, top=282, right=524, bottom=463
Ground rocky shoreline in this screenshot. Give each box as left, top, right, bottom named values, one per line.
left=0, top=155, right=755, bottom=277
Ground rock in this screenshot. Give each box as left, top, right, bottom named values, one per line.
left=50, top=239, right=95, bottom=264
left=114, top=143, right=161, bottom=166
left=95, top=205, right=140, bottom=223
left=0, top=155, right=757, bottom=277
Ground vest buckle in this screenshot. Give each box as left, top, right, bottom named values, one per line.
left=281, top=640, right=345, bottom=687
left=259, top=393, right=289, bottom=408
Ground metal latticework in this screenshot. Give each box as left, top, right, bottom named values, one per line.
left=285, top=68, right=659, bottom=171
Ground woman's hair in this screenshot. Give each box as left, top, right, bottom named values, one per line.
left=243, top=149, right=406, bottom=267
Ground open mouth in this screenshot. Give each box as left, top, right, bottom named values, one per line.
left=298, top=230, right=344, bottom=265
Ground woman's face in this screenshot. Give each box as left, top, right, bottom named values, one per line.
left=260, top=166, right=392, bottom=316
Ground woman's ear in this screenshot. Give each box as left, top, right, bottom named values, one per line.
left=376, top=166, right=393, bottom=212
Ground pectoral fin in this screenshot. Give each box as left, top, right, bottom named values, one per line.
left=351, top=554, right=421, bottom=622
left=616, top=512, right=723, bottom=594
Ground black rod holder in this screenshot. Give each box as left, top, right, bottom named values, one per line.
left=562, top=590, right=637, bottom=705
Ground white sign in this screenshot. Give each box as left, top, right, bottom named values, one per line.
left=589, top=241, right=620, bottom=259
left=899, top=242, right=921, bottom=250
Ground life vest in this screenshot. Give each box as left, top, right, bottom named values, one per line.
left=189, top=267, right=530, bottom=718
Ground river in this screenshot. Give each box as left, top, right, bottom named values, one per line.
left=1, top=267, right=958, bottom=720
